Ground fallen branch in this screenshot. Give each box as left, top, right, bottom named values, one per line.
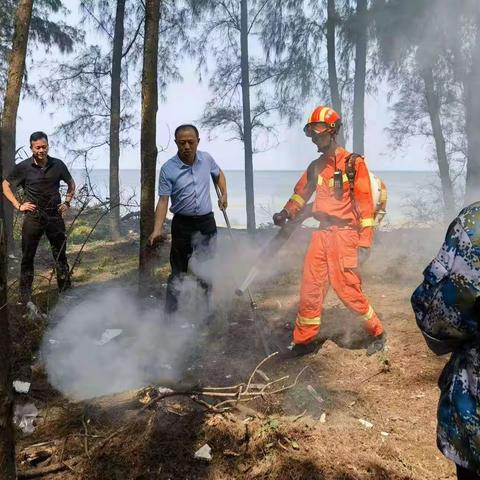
left=292, top=409, right=307, bottom=422
left=142, top=352, right=306, bottom=413
left=246, top=351, right=278, bottom=391
left=357, top=367, right=389, bottom=386
left=18, top=355, right=306, bottom=477
left=268, top=366, right=309, bottom=395
left=17, top=457, right=81, bottom=479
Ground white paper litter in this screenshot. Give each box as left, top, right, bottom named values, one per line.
left=158, top=387, right=174, bottom=395
left=13, top=380, right=31, bottom=394
left=359, top=419, right=374, bottom=429
left=194, top=443, right=212, bottom=461
left=95, top=329, right=123, bottom=346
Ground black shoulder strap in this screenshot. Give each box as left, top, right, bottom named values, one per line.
left=346, top=153, right=362, bottom=193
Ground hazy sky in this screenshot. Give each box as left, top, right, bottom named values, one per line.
left=15, top=1, right=434, bottom=172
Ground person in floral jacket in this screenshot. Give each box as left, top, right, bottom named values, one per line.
left=412, top=202, right=480, bottom=480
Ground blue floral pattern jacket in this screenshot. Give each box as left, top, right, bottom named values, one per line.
left=412, top=202, right=480, bottom=473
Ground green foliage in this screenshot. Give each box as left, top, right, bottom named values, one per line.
left=258, top=0, right=375, bottom=132
left=0, top=0, right=80, bottom=109
left=37, top=0, right=188, bottom=159
left=373, top=0, right=476, bottom=208
left=68, top=223, right=92, bottom=244
left=267, top=418, right=280, bottom=430
left=68, top=209, right=111, bottom=244
left=260, top=417, right=281, bottom=437
left=190, top=0, right=286, bottom=151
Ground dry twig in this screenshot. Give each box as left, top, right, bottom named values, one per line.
left=18, top=354, right=307, bottom=478
left=142, top=353, right=307, bottom=412
left=17, top=457, right=81, bottom=479
left=82, top=415, right=90, bottom=458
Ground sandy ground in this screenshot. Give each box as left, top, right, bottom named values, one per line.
left=11, top=224, right=458, bottom=479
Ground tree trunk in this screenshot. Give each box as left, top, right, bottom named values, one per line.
left=0, top=2, right=34, bottom=469
left=421, top=66, right=456, bottom=220
left=0, top=225, right=14, bottom=478
left=109, top=0, right=126, bottom=241
left=352, top=0, right=367, bottom=154
left=0, top=141, right=15, bottom=479
left=139, top=0, right=160, bottom=288
left=240, top=0, right=256, bottom=234
left=0, top=0, right=34, bottom=243
left=464, top=14, right=480, bottom=205
left=326, top=0, right=345, bottom=145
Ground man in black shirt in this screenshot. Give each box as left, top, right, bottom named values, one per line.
left=2, top=131, right=76, bottom=303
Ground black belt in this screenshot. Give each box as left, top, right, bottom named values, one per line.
left=26, top=208, right=61, bottom=218
left=173, top=212, right=214, bottom=221
left=315, top=214, right=352, bottom=229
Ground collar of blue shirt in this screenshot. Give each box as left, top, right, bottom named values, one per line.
left=173, top=153, right=201, bottom=168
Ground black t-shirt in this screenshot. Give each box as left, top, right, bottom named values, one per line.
left=6, top=156, right=73, bottom=210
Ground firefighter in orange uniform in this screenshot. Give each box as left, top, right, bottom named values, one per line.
left=273, top=106, right=386, bottom=356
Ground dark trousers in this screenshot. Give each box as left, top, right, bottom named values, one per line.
left=457, top=465, right=480, bottom=480
left=20, top=212, right=71, bottom=301
left=165, top=212, right=217, bottom=314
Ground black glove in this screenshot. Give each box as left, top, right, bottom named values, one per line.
left=273, top=209, right=289, bottom=226
left=358, top=247, right=371, bottom=265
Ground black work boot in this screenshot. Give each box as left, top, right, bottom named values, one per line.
left=287, top=339, right=323, bottom=358
left=366, top=332, right=386, bottom=356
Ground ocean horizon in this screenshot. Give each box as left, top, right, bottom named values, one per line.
left=72, top=169, right=442, bottom=228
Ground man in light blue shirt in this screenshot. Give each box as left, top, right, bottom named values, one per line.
left=149, top=124, right=228, bottom=315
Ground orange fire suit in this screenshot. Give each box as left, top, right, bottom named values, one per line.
left=283, top=146, right=384, bottom=345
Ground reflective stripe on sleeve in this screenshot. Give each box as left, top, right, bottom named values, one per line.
left=360, top=218, right=375, bottom=228
left=290, top=194, right=306, bottom=207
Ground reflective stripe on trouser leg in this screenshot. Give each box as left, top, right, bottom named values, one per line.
left=294, top=231, right=330, bottom=345
left=326, top=228, right=384, bottom=337
left=294, top=314, right=321, bottom=344
left=361, top=305, right=383, bottom=337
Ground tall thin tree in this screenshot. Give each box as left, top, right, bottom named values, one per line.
left=139, top=0, right=160, bottom=286
left=0, top=139, right=14, bottom=478
left=109, top=0, right=127, bottom=240
left=240, top=0, right=255, bottom=233
left=194, top=0, right=286, bottom=233
left=0, top=2, right=31, bottom=474
left=421, top=64, right=455, bottom=218
left=326, top=0, right=345, bottom=145
left=352, top=0, right=367, bottom=154
left=373, top=0, right=459, bottom=216
left=0, top=0, right=33, bottom=241
left=260, top=1, right=354, bottom=142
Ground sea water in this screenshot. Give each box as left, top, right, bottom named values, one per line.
left=73, top=169, right=442, bottom=228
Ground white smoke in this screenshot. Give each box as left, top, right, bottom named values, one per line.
left=42, top=287, right=197, bottom=400
left=41, top=228, right=285, bottom=401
